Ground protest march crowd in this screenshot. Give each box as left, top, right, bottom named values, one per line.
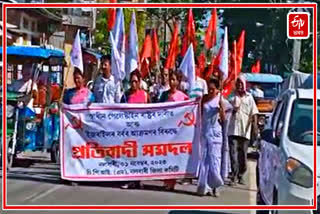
left=62, top=54, right=258, bottom=197
left=57, top=8, right=258, bottom=198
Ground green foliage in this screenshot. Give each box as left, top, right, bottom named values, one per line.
left=94, top=8, right=146, bottom=55
left=93, top=0, right=317, bottom=75
left=299, top=37, right=314, bottom=73
left=94, top=9, right=110, bottom=54
left=136, top=10, right=147, bottom=49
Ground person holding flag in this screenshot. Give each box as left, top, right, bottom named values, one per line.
left=197, top=78, right=232, bottom=197
left=92, top=55, right=122, bottom=104
left=63, top=29, right=94, bottom=105
left=63, top=68, right=95, bottom=105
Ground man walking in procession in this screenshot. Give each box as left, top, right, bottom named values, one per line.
left=93, top=55, right=122, bottom=104
left=228, top=74, right=259, bottom=185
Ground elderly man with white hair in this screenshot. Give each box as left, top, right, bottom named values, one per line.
left=228, top=74, right=259, bottom=186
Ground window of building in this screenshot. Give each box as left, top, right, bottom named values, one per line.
left=32, top=21, right=37, bottom=32
left=23, top=17, right=28, bottom=29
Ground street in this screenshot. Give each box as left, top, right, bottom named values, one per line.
left=0, top=151, right=258, bottom=214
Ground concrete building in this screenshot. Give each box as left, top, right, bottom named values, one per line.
left=2, top=8, right=63, bottom=46
left=61, top=0, right=98, bottom=87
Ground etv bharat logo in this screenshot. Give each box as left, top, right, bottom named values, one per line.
left=291, top=15, right=305, bottom=30
left=287, top=12, right=310, bottom=39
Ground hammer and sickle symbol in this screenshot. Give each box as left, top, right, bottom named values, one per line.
left=65, top=115, right=83, bottom=130
left=178, top=112, right=196, bottom=127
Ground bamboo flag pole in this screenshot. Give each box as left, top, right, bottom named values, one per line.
left=234, top=40, right=238, bottom=81
left=60, top=58, right=72, bottom=104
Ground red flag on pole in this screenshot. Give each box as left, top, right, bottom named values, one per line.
left=204, top=9, right=217, bottom=50
left=151, top=29, right=160, bottom=68
left=236, top=30, right=245, bottom=75
left=205, top=46, right=222, bottom=81
left=197, top=52, right=206, bottom=77
left=251, top=59, right=261, bottom=73
left=222, top=80, right=234, bottom=98
left=107, top=0, right=117, bottom=31
left=233, top=40, right=237, bottom=80
left=140, top=34, right=152, bottom=59
left=181, top=9, right=197, bottom=57
left=165, top=23, right=179, bottom=70
left=221, top=41, right=236, bottom=97
left=140, top=34, right=152, bottom=78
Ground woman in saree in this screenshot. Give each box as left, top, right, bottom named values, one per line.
left=63, top=68, right=95, bottom=105
left=197, top=78, right=232, bottom=197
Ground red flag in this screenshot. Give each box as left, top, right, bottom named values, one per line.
left=197, top=52, right=206, bottom=77
left=140, top=34, right=152, bottom=59
left=251, top=59, right=261, bottom=73
left=204, top=9, right=217, bottom=50
left=165, top=23, right=179, bottom=70
left=181, top=9, right=197, bottom=57
left=221, top=41, right=236, bottom=96
left=222, top=80, right=234, bottom=98
left=140, top=58, right=150, bottom=79
left=140, top=34, right=152, bottom=78
left=151, top=29, right=160, bottom=68
left=236, top=30, right=245, bottom=75
left=229, top=40, right=237, bottom=80
left=107, top=0, right=117, bottom=31
left=205, top=46, right=222, bottom=81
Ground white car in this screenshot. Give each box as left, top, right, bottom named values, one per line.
left=256, top=88, right=319, bottom=214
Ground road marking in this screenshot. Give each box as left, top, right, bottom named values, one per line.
left=24, top=191, right=42, bottom=202
left=248, top=160, right=257, bottom=214
left=26, top=185, right=62, bottom=202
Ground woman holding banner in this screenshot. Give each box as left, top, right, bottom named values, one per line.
left=63, top=68, right=95, bottom=105
left=159, top=70, right=189, bottom=103
left=159, top=70, right=189, bottom=190
left=120, top=69, right=150, bottom=189
left=120, top=69, right=150, bottom=104
left=197, top=78, right=232, bottom=197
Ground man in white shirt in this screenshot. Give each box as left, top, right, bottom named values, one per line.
left=181, top=66, right=208, bottom=99
left=7, top=63, right=38, bottom=111
left=154, top=68, right=170, bottom=102
left=188, top=76, right=208, bottom=99
left=8, top=63, right=38, bottom=94
left=93, top=55, right=122, bottom=104
left=250, top=84, right=264, bottom=98
left=228, top=74, right=259, bottom=185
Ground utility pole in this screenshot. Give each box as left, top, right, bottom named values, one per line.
left=292, top=39, right=302, bottom=70
left=292, top=2, right=304, bottom=71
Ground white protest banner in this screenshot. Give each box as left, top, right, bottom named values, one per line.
left=61, top=99, right=201, bottom=181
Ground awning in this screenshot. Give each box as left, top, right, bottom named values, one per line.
left=0, top=28, right=13, bottom=39
left=0, top=22, right=17, bottom=29
left=0, top=45, right=65, bottom=58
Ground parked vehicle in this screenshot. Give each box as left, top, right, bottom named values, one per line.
left=256, top=88, right=319, bottom=214
left=0, top=45, right=65, bottom=168
left=243, top=73, right=283, bottom=145
left=244, top=73, right=283, bottom=131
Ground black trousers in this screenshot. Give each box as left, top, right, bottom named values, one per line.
left=228, top=136, right=249, bottom=181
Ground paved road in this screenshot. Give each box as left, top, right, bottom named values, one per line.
left=1, top=152, right=258, bottom=214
